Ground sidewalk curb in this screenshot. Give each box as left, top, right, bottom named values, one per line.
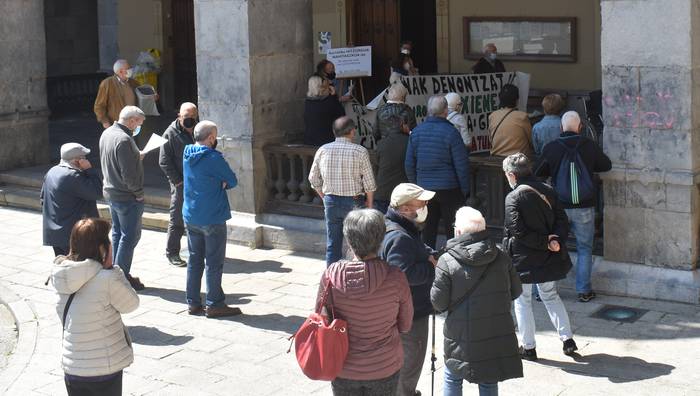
left=0, top=281, right=39, bottom=393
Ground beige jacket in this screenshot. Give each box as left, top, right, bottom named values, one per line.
left=93, top=76, right=139, bottom=125
left=489, top=108, right=534, bottom=158
left=51, top=257, right=139, bottom=377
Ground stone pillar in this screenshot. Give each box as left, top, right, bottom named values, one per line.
left=0, top=0, right=49, bottom=170
left=194, top=0, right=312, bottom=214
left=600, top=0, right=700, bottom=301
left=97, top=0, right=119, bottom=71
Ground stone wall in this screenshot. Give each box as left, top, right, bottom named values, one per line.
left=194, top=0, right=312, bottom=214
left=0, top=0, right=49, bottom=170
left=601, top=0, right=700, bottom=270
left=44, top=0, right=99, bottom=76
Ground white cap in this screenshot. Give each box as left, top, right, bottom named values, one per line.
left=445, top=92, right=462, bottom=111
left=390, top=183, right=436, bottom=207
left=60, top=143, right=90, bottom=161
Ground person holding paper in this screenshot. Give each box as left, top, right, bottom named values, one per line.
left=99, top=106, right=146, bottom=291
left=159, top=103, right=198, bottom=267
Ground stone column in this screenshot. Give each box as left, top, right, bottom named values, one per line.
left=97, top=0, right=119, bottom=71
left=0, top=0, right=49, bottom=170
left=194, top=0, right=312, bottom=215
left=600, top=0, right=700, bottom=302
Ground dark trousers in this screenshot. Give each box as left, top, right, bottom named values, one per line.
left=421, top=188, right=465, bottom=249
left=332, top=371, right=400, bottom=396
left=53, top=246, right=68, bottom=257
left=397, top=315, right=429, bottom=396
left=166, top=183, right=186, bottom=256
left=65, top=371, right=122, bottom=396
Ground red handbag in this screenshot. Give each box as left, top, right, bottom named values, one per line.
left=288, top=278, right=348, bottom=381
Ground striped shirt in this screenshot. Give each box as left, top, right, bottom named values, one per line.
left=309, top=137, right=376, bottom=196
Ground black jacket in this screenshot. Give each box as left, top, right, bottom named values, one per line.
left=159, top=120, right=195, bottom=185
left=472, top=58, right=506, bottom=74
left=380, top=208, right=436, bottom=319
left=303, top=95, right=345, bottom=147
left=503, top=177, right=572, bottom=284
left=375, top=129, right=409, bottom=202
left=431, top=230, right=523, bottom=384
left=535, top=131, right=612, bottom=209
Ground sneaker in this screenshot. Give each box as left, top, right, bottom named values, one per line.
left=126, top=274, right=145, bottom=291
left=563, top=338, right=578, bottom=356
left=188, top=305, right=204, bottom=316
left=578, top=291, right=596, bottom=303
left=205, top=305, right=242, bottom=318
left=167, top=254, right=187, bottom=267
left=519, top=346, right=538, bottom=361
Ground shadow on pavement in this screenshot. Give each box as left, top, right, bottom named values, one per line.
left=536, top=353, right=674, bottom=383
left=140, top=286, right=254, bottom=306
left=216, top=313, right=305, bottom=335
left=223, top=258, right=292, bottom=275
left=128, top=325, right=194, bottom=346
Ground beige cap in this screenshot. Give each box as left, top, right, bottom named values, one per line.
left=390, top=183, right=435, bottom=207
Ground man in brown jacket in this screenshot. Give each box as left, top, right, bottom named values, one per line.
left=94, top=59, right=140, bottom=129
left=489, top=84, right=534, bottom=158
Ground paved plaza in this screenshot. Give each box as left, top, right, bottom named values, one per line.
left=0, top=206, right=698, bottom=395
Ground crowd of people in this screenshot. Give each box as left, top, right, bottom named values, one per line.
left=39, top=49, right=612, bottom=394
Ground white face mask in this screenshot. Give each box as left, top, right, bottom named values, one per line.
left=126, top=68, right=134, bottom=79
left=415, top=206, right=428, bottom=223
left=401, top=48, right=411, bottom=55
left=488, top=53, right=497, bottom=61
left=133, top=125, right=142, bottom=137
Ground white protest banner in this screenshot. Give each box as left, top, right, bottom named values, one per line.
left=326, top=46, right=372, bottom=78
left=344, top=71, right=530, bottom=153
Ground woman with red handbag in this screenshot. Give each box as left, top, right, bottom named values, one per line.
left=315, top=209, right=414, bottom=395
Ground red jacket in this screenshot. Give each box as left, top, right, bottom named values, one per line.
left=318, top=259, right=413, bottom=380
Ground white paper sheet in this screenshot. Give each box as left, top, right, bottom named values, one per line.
left=142, top=133, right=168, bottom=154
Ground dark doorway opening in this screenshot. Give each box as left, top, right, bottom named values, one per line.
left=171, top=0, right=198, bottom=106
left=400, top=0, right=437, bottom=75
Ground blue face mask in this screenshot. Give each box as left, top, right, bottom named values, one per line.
left=133, top=125, right=142, bottom=137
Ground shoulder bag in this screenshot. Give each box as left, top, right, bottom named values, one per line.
left=489, top=108, right=516, bottom=144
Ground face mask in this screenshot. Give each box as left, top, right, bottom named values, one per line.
left=133, top=125, right=142, bottom=137
left=415, top=206, right=428, bottom=223
left=327, top=72, right=336, bottom=80
left=508, top=177, right=516, bottom=189
left=126, top=68, right=134, bottom=79
left=488, top=53, right=497, bottom=61
left=182, top=117, right=197, bottom=129
left=211, top=139, right=218, bottom=150
left=401, top=48, right=410, bottom=55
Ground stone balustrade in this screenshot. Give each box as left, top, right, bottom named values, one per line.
left=264, top=144, right=324, bottom=219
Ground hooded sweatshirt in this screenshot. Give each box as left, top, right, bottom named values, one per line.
left=431, top=230, right=523, bottom=384
left=51, top=256, right=139, bottom=377
left=182, top=144, right=238, bottom=226
left=317, top=259, right=413, bottom=380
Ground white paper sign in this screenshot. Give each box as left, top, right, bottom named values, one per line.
left=326, top=46, right=372, bottom=78
left=318, top=31, right=332, bottom=54
left=142, top=133, right=168, bottom=154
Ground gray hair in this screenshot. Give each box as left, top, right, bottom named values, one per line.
left=454, top=206, right=486, bottom=234
left=343, top=209, right=386, bottom=259
left=502, top=153, right=532, bottom=178
left=118, top=106, right=145, bottom=122
left=427, top=95, right=448, bottom=117
left=307, top=75, right=324, bottom=98
left=194, top=120, right=218, bottom=142
left=113, top=59, right=129, bottom=74
left=332, top=116, right=355, bottom=137
left=387, top=83, right=408, bottom=102
left=561, top=110, right=581, bottom=131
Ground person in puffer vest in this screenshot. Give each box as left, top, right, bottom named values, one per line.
left=431, top=207, right=523, bottom=396
left=51, top=218, right=139, bottom=395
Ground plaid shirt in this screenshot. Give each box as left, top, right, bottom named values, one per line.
left=309, top=137, right=376, bottom=196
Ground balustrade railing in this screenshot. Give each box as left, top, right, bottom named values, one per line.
left=264, top=144, right=324, bottom=218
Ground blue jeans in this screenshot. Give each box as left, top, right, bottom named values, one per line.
left=565, top=207, right=595, bottom=294
left=109, top=200, right=144, bottom=276
left=444, top=365, right=498, bottom=396
left=186, top=223, right=227, bottom=307
left=323, top=195, right=364, bottom=266
left=373, top=199, right=390, bottom=214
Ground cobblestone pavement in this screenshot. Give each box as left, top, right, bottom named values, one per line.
left=0, top=207, right=698, bottom=395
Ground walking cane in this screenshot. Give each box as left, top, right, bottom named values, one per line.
left=430, top=312, right=437, bottom=396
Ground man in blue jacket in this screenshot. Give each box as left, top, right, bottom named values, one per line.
left=183, top=120, right=241, bottom=318
left=405, top=95, right=470, bottom=248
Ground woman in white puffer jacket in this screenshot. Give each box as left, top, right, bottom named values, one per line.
left=51, top=217, right=139, bottom=395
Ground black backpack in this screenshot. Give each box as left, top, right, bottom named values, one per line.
left=553, top=139, right=594, bottom=205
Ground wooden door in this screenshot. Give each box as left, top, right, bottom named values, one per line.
left=352, top=0, right=400, bottom=99
left=171, top=0, right=198, bottom=105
